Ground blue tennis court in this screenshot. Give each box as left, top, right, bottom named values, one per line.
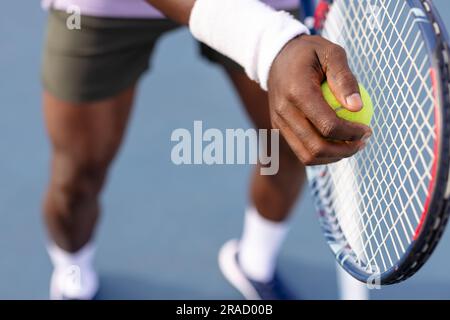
left=1, top=1, right=450, bottom=299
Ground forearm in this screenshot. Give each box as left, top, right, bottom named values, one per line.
left=146, top=0, right=308, bottom=90
left=146, top=0, right=195, bottom=25
left=146, top=0, right=370, bottom=165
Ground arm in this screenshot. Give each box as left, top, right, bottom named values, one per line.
left=145, top=0, right=194, bottom=25
left=146, top=0, right=372, bottom=165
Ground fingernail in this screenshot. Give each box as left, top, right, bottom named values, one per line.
left=346, top=93, right=363, bottom=110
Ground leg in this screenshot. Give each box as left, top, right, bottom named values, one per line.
left=221, top=69, right=369, bottom=300
left=43, top=86, right=135, bottom=299
left=41, top=9, right=178, bottom=299
left=43, top=87, right=135, bottom=252
left=225, top=69, right=306, bottom=222
left=218, top=68, right=305, bottom=300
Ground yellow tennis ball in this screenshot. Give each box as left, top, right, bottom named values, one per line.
left=321, top=81, right=374, bottom=127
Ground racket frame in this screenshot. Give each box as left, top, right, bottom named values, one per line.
left=378, top=0, right=450, bottom=285
left=306, top=0, right=450, bottom=285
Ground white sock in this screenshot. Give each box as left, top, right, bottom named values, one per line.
left=239, top=207, right=290, bottom=283
left=47, top=242, right=99, bottom=300
left=336, top=263, right=369, bottom=300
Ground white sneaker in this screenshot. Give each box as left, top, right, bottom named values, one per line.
left=50, top=264, right=99, bottom=300
left=219, top=239, right=295, bottom=300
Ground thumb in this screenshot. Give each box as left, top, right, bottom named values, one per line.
left=322, top=44, right=362, bottom=112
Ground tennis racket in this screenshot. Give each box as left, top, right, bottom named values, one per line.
left=303, top=0, right=450, bottom=285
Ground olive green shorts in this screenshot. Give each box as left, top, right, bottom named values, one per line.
left=42, top=9, right=297, bottom=103
left=41, top=10, right=244, bottom=103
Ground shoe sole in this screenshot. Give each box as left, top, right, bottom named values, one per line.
left=218, top=239, right=262, bottom=300
left=50, top=269, right=100, bottom=300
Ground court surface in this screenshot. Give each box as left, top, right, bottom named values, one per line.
left=1, top=1, right=450, bottom=299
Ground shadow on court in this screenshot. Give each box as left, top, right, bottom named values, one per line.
left=97, top=274, right=202, bottom=300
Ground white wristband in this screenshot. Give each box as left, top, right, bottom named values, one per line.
left=189, top=0, right=309, bottom=91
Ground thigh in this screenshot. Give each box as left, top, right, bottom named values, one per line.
left=43, top=87, right=136, bottom=181
left=41, top=10, right=179, bottom=176
left=224, top=68, right=300, bottom=164
left=225, top=68, right=272, bottom=130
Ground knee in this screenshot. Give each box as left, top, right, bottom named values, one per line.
left=48, top=153, right=111, bottom=212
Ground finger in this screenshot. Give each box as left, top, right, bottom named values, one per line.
left=276, top=121, right=351, bottom=165
left=318, top=43, right=363, bottom=112
left=277, top=106, right=364, bottom=159
left=285, top=82, right=372, bottom=141
left=273, top=117, right=312, bottom=164
left=309, top=157, right=348, bottom=165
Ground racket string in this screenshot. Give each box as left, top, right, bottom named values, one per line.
left=311, top=0, right=437, bottom=275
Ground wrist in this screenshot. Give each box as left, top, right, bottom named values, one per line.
left=189, top=0, right=309, bottom=91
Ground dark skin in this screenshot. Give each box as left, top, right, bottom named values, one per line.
left=43, top=1, right=371, bottom=252
left=147, top=0, right=372, bottom=165
left=226, top=69, right=305, bottom=222
left=43, top=87, right=135, bottom=251
left=43, top=72, right=301, bottom=251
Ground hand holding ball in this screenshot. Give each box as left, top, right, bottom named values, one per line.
left=321, top=81, right=374, bottom=127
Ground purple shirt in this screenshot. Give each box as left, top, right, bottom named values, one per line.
left=42, top=0, right=299, bottom=18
